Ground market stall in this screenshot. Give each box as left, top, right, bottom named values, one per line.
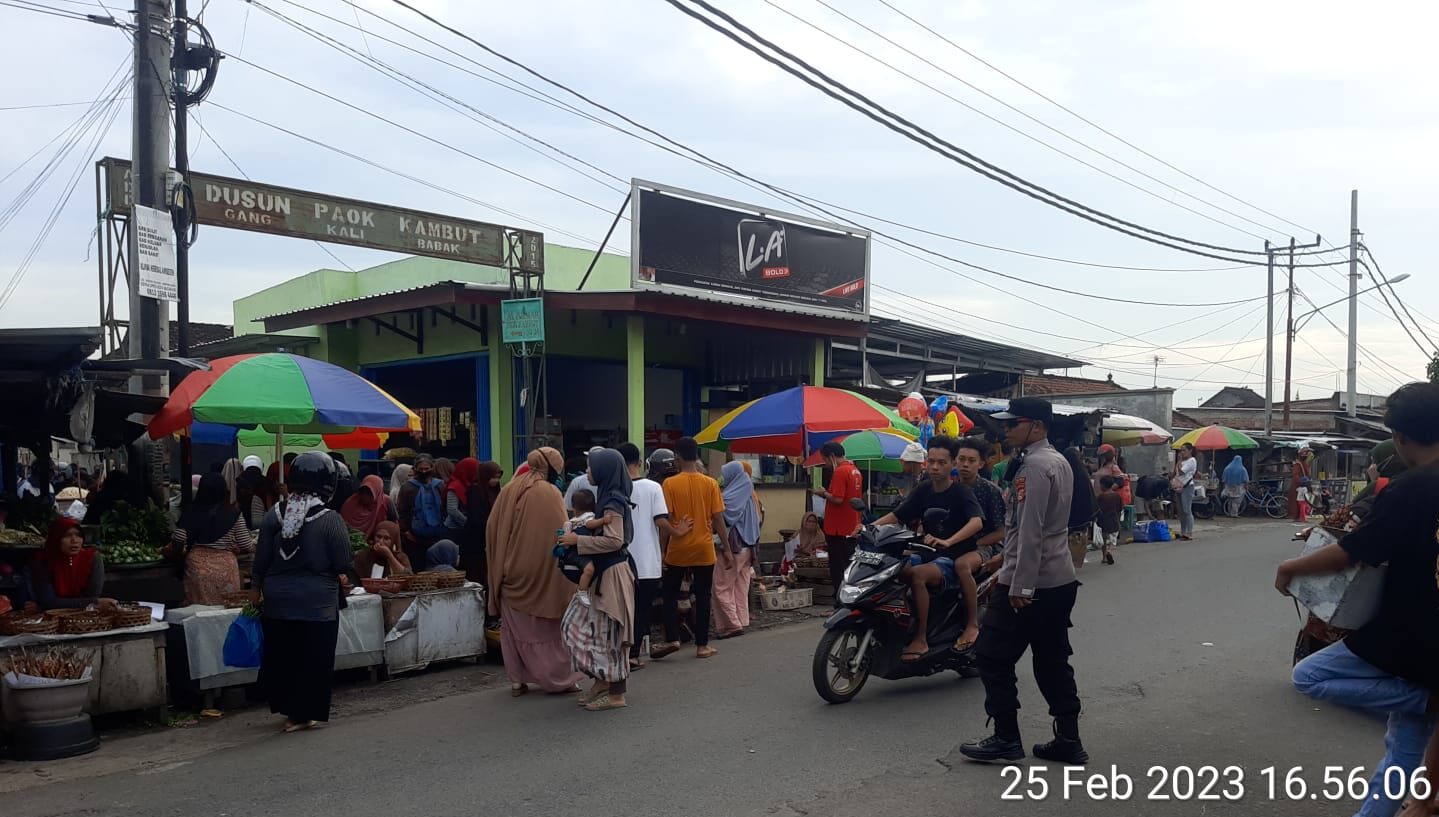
left=165, top=594, right=384, bottom=707
left=0, top=621, right=167, bottom=718
left=380, top=583, right=486, bottom=676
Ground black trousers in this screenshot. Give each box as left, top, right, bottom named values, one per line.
left=662, top=565, right=713, bottom=647
left=259, top=617, right=340, bottom=723
left=975, top=581, right=1082, bottom=739
left=631, top=577, right=663, bottom=659
left=825, top=535, right=856, bottom=605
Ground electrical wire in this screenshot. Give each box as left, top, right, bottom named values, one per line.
left=1360, top=244, right=1437, bottom=354
left=206, top=103, right=609, bottom=249
left=1293, top=287, right=1415, bottom=387
left=663, top=0, right=1332, bottom=263
left=776, top=0, right=1296, bottom=243
left=0, top=98, right=131, bottom=111
left=873, top=0, right=1326, bottom=242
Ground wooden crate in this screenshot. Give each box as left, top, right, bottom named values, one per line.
left=754, top=586, right=813, bottom=611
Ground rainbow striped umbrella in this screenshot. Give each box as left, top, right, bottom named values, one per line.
left=149, top=353, right=420, bottom=439
left=800, top=430, right=915, bottom=473
left=696, top=386, right=918, bottom=456
left=1171, top=425, right=1258, bottom=451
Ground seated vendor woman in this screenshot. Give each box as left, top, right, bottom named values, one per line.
left=352, top=521, right=412, bottom=579
left=30, top=517, right=116, bottom=610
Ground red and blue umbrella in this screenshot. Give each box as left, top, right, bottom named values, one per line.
left=696, top=386, right=918, bottom=456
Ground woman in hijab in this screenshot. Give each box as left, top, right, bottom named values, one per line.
left=236, top=456, right=272, bottom=530
left=1221, top=455, right=1250, bottom=518
left=486, top=447, right=582, bottom=697
left=1064, top=446, right=1097, bottom=569
left=426, top=540, right=461, bottom=572
left=444, top=458, right=481, bottom=531
left=388, top=463, right=413, bottom=508
left=352, top=520, right=411, bottom=579
left=172, top=473, right=253, bottom=605
left=460, top=461, right=503, bottom=586
left=253, top=452, right=352, bottom=733
left=785, top=511, right=825, bottom=567
left=29, top=517, right=116, bottom=610
left=340, top=475, right=393, bottom=544
left=558, top=448, right=636, bottom=711
left=712, top=461, right=760, bottom=639
left=1288, top=448, right=1314, bottom=521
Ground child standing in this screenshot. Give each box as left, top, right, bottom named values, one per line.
left=1296, top=477, right=1314, bottom=521
left=1096, top=476, right=1124, bottom=566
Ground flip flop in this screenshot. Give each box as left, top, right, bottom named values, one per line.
left=714, top=629, right=744, bottom=640
left=282, top=720, right=317, bottom=733
left=628, top=658, right=647, bottom=671
left=901, top=649, right=927, bottom=662
left=952, top=637, right=977, bottom=654
left=696, top=646, right=718, bottom=659
left=584, top=693, right=627, bottom=712
left=510, top=684, right=529, bottom=697
left=576, top=685, right=605, bottom=706
left=649, top=642, right=681, bottom=660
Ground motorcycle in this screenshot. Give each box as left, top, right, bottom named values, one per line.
left=812, top=509, right=993, bottom=704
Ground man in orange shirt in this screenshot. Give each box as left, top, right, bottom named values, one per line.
left=817, top=441, right=865, bottom=607
left=652, top=437, right=728, bottom=660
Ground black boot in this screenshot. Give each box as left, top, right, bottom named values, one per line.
left=1032, top=718, right=1089, bottom=765
left=960, top=716, right=1024, bottom=762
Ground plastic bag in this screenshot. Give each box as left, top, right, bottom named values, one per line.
left=222, top=613, right=264, bottom=669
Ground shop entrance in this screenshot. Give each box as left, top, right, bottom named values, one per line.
left=361, top=354, right=490, bottom=473
left=534, top=357, right=690, bottom=461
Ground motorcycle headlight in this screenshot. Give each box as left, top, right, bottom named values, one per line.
left=838, top=561, right=903, bottom=604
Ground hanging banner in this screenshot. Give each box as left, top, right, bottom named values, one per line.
left=631, top=180, right=870, bottom=317
left=101, top=157, right=544, bottom=272
left=133, top=204, right=177, bottom=302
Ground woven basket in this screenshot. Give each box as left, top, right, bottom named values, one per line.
left=361, top=577, right=405, bottom=595
left=57, top=612, right=113, bottom=635
left=44, top=609, right=89, bottom=618
left=110, top=605, right=152, bottom=628
left=0, top=613, right=59, bottom=636
left=402, top=573, right=437, bottom=593
left=425, top=571, right=465, bottom=590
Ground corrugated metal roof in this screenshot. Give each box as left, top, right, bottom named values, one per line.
left=868, top=317, right=1084, bottom=371
left=256, top=281, right=474, bottom=322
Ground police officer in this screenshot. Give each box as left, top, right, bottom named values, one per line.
left=960, top=396, right=1088, bottom=765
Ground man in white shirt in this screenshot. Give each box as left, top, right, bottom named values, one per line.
left=564, top=446, right=605, bottom=513
left=618, top=443, right=691, bottom=669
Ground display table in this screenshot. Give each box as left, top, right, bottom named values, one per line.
left=165, top=593, right=385, bottom=703
left=0, top=623, right=168, bottom=719
left=381, top=584, right=486, bottom=676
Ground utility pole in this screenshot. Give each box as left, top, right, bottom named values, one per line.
left=1263, top=240, right=1274, bottom=436
left=1346, top=190, right=1360, bottom=418
left=128, top=0, right=171, bottom=393
left=1151, top=355, right=1163, bottom=388
left=172, top=0, right=189, bottom=358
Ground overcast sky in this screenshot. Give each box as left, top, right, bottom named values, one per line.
left=2, top=0, right=1435, bottom=408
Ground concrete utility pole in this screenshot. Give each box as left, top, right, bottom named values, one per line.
left=1283, top=239, right=1296, bottom=429
left=172, top=0, right=189, bottom=358
left=1264, top=240, right=1273, bottom=436
left=1346, top=190, right=1360, bottom=418
left=129, top=0, right=172, bottom=393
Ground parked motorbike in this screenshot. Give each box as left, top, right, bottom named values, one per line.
left=812, top=509, right=992, bottom=704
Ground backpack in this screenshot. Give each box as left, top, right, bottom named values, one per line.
left=408, top=478, right=446, bottom=539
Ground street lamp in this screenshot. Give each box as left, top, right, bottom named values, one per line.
left=1284, top=273, right=1410, bottom=428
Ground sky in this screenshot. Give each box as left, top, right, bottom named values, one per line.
left=2, top=0, right=1436, bottom=408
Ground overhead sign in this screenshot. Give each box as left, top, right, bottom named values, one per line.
left=101, top=157, right=544, bottom=273
left=500, top=298, right=545, bottom=344
left=631, top=180, right=869, bottom=317
left=133, top=204, right=177, bottom=302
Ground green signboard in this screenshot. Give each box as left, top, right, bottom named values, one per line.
left=500, top=298, right=545, bottom=344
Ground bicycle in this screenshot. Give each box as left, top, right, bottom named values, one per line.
left=1236, top=484, right=1288, bottom=519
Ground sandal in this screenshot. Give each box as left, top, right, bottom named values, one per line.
left=584, top=693, right=627, bottom=712
left=576, top=685, right=605, bottom=706
left=649, top=642, right=681, bottom=660
left=901, top=649, right=927, bottom=663
left=714, top=629, right=745, bottom=640
left=510, top=684, right=529, bottom=697
left=282, top=720, right=318, bottom=733
left=629, top=658, right=647, bottom=671
left=696, top=645, right=718, bottom=659
left=952, top=637, right=977, bottom=654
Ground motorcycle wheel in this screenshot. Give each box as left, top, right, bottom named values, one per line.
left=1193, top=498, right=1215, bottom=520
left=813, top=628, right=872, bottom=704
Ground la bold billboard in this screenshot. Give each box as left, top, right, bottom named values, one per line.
left=631, top=181, right=869, bottom=316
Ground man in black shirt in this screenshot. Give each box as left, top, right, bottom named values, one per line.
left=1278, top=382, right=1439, bottom=817
left=873, top=436, right=983, bottom=662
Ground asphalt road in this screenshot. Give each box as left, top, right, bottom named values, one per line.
left=5, top=520, right=1392, bottom=817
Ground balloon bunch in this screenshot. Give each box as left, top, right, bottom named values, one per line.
left=896, top=392, right=973, bottom=449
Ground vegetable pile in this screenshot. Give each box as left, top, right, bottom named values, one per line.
left=348, top=529, right=368, bottom=553
left=100, top=501, right=172, bottom=565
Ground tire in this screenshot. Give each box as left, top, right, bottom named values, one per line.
left=1265, top=495, right=1288, bottom=520
left=1193, top=498, right=1215, bottom=520
left=813, top=627, right=873, bottom=704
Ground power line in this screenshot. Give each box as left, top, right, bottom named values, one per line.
left=776, top=0, right=1291, bottom=243
left=663, top=0, right=1333, bottom=264
left=1360, top=244, right=1438, bottom=355
left=0, top=97, right=131, bottom=111
left=873, top=0, right=1324, bottom=241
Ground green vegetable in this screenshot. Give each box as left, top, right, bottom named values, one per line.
left=348, top=529, right=367, bottom=553
left=100, top=501, right=172, bottom=564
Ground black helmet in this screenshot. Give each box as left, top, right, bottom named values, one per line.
left=647, top=448, right=677, bottom=480
left=288, top=451, right=338, bottom=501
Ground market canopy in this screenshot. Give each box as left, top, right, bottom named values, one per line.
left=1101, top=413, right=1173, bottom=447
left=697, top=385, right=918, bottom=456
left=149, top=353, right=420, bottom=439
left=190, top=422, right=389, bottom=451
left=800, top=429, right=914, bottom=472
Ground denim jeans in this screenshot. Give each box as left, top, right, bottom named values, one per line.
left=1293, top=641, right=1434, bottom=817
left=1179, top=482, right=1196, bottom=536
